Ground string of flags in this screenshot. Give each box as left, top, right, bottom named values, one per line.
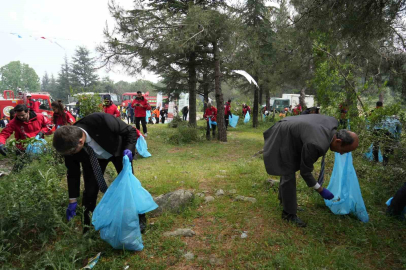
left=4, top=32, right=67, bottom=50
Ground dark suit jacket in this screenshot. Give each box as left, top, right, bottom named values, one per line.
left=263, top=114, right=338, bottom=187
left=75, top=112, right=137, bottom=157
left=64, top=113, right=137, bottom=197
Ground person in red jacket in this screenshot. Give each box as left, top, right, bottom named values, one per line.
left=52, top=100, right=76, bottom=127
left=224, top=99, right=232, bottom=130
left=102, top=95, right=120, bottom=118
left=204, top=103, right=217, bottom=139
left=242, top=104, right=251, bottom=116
left=0, top=104, right=51, bottom=155
left=27, top=94, right=40, bottom=113
left=131, top=91, right=150, bottom=136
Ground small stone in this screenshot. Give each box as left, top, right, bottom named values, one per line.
left=241, top=231, right=248, bottom=239
left=215, top=189, right=225, bottom=196
left=183, top=252, right=195, bottom=260
left=196, top=193, right=205, bottom=198
left=163, top=228, right=196, bottom=237
left=205, top=196, right=215, bottom=203
left=228, top=189, right=237, bottom=194
left=167, top=160, right=171, bottom=163
left=215, top=175, right=225, bottom=178
left=219, top=170, right=227, bottom=174
left=154, top=176, right=157, bottom=180
left=235, top=195, right=257, bottom=203
left=209, top=255, right=224, bottom=266
left=264, top=178, right=279, bottom=190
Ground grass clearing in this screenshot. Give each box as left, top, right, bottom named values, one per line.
left=2, top=119, right=406, bottom=269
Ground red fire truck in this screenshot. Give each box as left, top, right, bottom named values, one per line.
left=121, top=92, right=168, bottom=108
left=0, top=90, right=53, bottom=120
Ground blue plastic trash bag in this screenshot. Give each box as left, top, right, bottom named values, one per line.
left=325, top=152, right=369, bottom=222
left=364, top=144, right=383, bottom=162
left=229, top=114, right=239, bottom=128
left=244, top=113, right=250, bottom=124
left=136, top=135, right=151, bottom=158
left=208, top=118, right=217, bottom=127
left=26, top=135, right=47, bottom=155
left=145, top=110, right=151, bottom=122
left=92, top=156, right=158, bottom=251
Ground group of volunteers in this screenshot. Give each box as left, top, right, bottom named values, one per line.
left=203, top=99, right=251, bottom=138
left=0, top=91, right=404, bottom=237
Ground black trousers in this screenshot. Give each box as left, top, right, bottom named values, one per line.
left=161, top=117, right=165, bottom=124
left=279, top=173, right=297, bottom=215
left=135, top=117, right=147, bottom=134
left=183, top=114, right=187, bottom=121
left=372, top=130, right=394, bottom=165
left=388, top=182, right=406, bottom=216
left=66, top=152, right=144, bottom=227
left=225, top=115, right=229, bottom=130
left=155, top=117, right=159, bottom=124
left=206, top=121, right=216, bottom=136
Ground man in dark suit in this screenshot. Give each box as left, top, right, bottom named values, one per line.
left=52, top=112, right=148, bottom=232
left=263, top=114, right=359, bottom=227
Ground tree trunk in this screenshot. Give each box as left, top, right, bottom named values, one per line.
left=265, top=87, right=270, bottom=111
left=203, top=72, right=209, bottom=113
left=379, top=91, right=384, bottom=103
left=259, top=84, right=263, bottom=106
left=402, top=74, right=406, bottom=102
left=213, top=40, right=227, bottom=142
left=253, top=74, right=259, bottom=128
left=188, top=51, right=197, bottom=127
left=299, top=86, right=306, bottom=109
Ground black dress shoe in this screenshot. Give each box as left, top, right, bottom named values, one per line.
left=139, top=214, right=147, bottom=234
left=282, top=211, right=307, bottom=227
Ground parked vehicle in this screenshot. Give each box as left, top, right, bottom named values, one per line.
left=0, top=90, right=53, bottom=120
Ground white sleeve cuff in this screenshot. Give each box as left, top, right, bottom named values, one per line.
left=313, top=183, right=321, bottom=190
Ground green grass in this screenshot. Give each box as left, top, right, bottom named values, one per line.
left=2, top=119, right=406, bottom=269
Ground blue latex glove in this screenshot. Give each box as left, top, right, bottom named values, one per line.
left=66, top=202, right=77, bottom=221
left=319, top=188, right=334, bottom=200
left=0, top=144, right=7, bottom=156
left=123, top=149, right=133, bottom=161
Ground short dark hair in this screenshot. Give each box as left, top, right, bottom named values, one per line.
left=376, top=101, right=383, bottom=107
left=228, top=99, right=231, bottom=103
left=336, top=129, right=354, bottom=146
left=14, top=104, right=28, bottom=113
left=9, top=109, right=15, bottom=120
left=53, top=126, right=83, bottom=154
left=137, top=91, right=142, bottom=94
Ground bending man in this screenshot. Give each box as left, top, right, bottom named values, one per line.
left=52, top=112, right=149, bottom=233
left=263, top=114, right=359, bottom=227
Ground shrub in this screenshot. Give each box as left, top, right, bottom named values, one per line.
left=168, top=115, right=185, bottom=128
left=167, top=125, right=204, bottom=144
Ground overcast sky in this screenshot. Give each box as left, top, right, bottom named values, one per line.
left=0, top=0, right=160, bottom=84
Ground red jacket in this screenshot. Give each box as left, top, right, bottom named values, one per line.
left=54, top=110, right=76, bottom=126
left=0, top=111, right=50, bottom=145
left=224, top=102, right=231, bottom=116
left=28, top=100, right=40, bottom=113
left=131, top=97, right=150, bottom=117
left=103, top=104, right=120, bottom=117
left=204, top=107, right=217, bottom=122
left=243, top=106, right=251, bottom=116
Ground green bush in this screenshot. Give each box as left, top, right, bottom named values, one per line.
left=168, top=115, right=185, bottom=128
left=0, top=154, right=67, bottom=265
left=167, top=125, right=204, bottom=144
